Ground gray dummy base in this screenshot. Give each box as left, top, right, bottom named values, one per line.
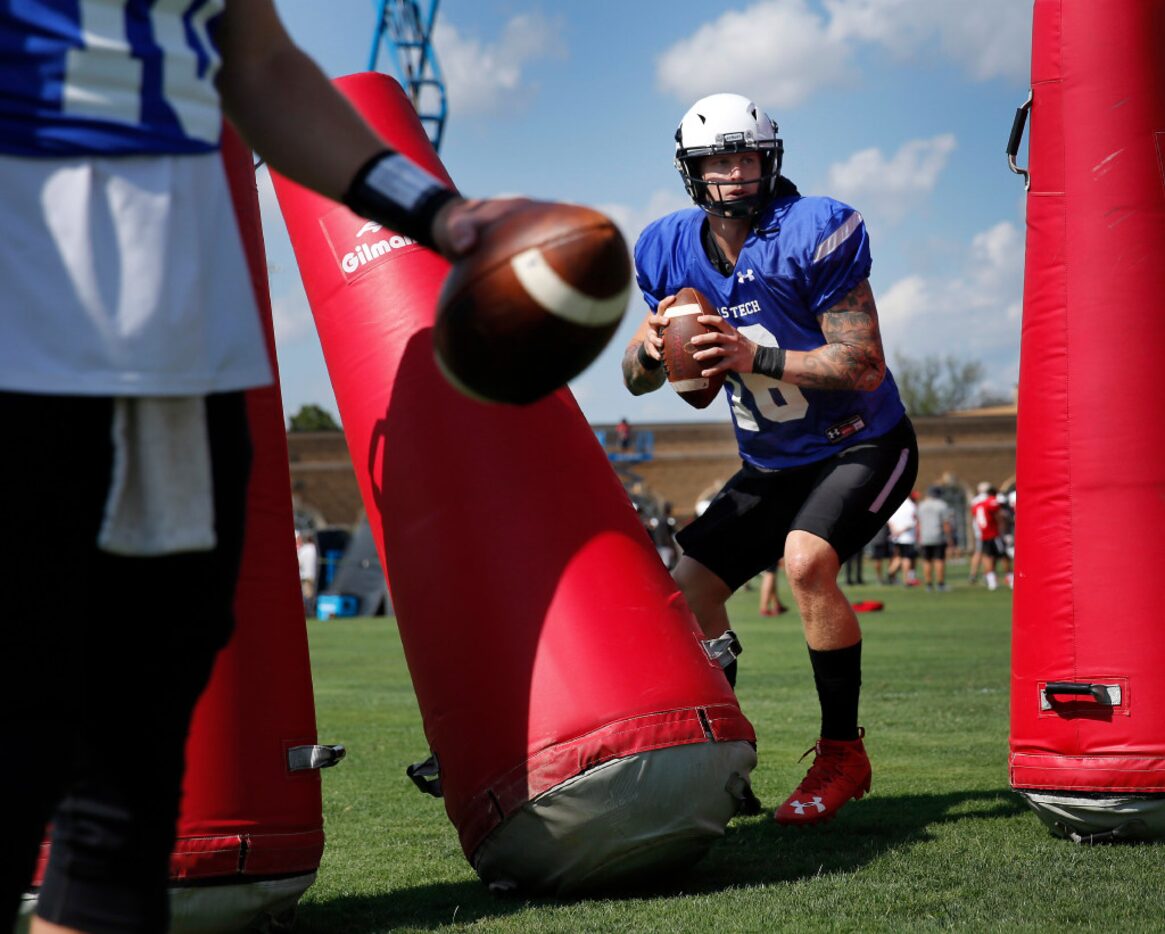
left=472, top=740, right=758, bottom=896
left=1020, top=790, right=1165, bottom=842
left=19, top=872, right=315, bottom=934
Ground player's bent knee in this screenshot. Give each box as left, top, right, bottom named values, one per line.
left=783, top=535, right=840, bottom=591
left=783, top=554, right=828, bottom=590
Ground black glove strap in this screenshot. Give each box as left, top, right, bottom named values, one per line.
left=343, top=151, right=459, bottom=250
left=636, top=341, right=663, bottom=371
left=752, top=345, right=787, bottom=380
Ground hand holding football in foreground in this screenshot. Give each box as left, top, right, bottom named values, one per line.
left=434, top=201, right=631, bottom=405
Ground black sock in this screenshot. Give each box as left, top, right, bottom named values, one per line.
left=808, top=641, right=862, bottom=740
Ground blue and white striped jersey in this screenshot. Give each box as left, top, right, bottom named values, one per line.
left=0, top=0, right=226, bottom=155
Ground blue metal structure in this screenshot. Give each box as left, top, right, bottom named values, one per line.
left=594, top=429, right=655, bottom=465
left=367, top=0, right=448, bottom=151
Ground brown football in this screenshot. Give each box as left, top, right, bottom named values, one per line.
left=662, top=286, right=725, bottom=409
left=433, top=200, right=631, bottom=405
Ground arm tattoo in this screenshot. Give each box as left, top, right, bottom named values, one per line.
left=793, top=280, right=887, bottom=391
left=622, top=340, right=667, bottom=395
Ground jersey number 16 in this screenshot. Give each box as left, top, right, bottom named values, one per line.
left=725, top=323, right=809, bottom=430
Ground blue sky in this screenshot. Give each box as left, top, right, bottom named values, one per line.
left=263, top=0, right=1033, bottom=425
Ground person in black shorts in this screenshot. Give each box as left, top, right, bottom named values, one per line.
left=623, top=91, right=918, bottom=825
left=0, top=3, right=529, bottom=932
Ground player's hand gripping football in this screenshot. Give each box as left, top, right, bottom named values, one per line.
left=640, top=294, right=676, bottom=372
left=431, top=196, right=534, bottom=259
left=689, top=313, right=759, bottom=378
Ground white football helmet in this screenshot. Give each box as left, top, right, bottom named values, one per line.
left=674, top=93, right=784, bottom=218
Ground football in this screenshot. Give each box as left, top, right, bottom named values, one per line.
left=662, top=286, right=725, bottom=409
left=433, top=200, right=631, bottom=405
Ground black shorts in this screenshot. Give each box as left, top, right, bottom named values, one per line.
left=893, top=542, right=918, bottom=560
left=677, top=415, right=918, bottom=591
left=0, top=391, right=251, bottom=933
left=921, top=543, right=947, bottom=561
left=981, top=538, right=1007, bottom=559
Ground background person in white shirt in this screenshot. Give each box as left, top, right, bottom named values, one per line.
left=886, top=493, right=920, bottom=586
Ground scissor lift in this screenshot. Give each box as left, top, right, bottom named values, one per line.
left=368, top=0, right=448, bottom=151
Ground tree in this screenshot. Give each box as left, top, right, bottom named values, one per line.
left=288, top=403, right=341, bottom=432
left=892, top=352, right=986, bottom=416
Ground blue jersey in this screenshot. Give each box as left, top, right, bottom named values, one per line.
left=0, top=0, right=226, bottom=155
left=634, top=194, right=906, bottom=470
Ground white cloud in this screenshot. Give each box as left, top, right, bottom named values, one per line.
left=598, top=189, right=692, bottom=254
left=967, top=221, right=1024, bottom=305
left=656, top=0, right=853, bottom=108
left=255, top=167, right=296, bottom=277
left=434, top=12, right=566, bottom=116
left=825, top=0, right=1031, bottom=84
left=826, top=133, right=957, bottom=223
left=255, top=167, right=280, bottom=224
left=878, top=274, right=930, bottom=330
left=254, top=165, right=336, bottom=419
left=879, top=220, right=1024, bottom=398
left=254, top=167, right=307, bottom=339
left=656, top=0, right=1031, bottom=107
left=269, top=289, right=315, bottom=343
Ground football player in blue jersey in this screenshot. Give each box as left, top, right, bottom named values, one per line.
left=623, top=93, right=919, bottom=827
left=0, top=3, right=526, bottom=933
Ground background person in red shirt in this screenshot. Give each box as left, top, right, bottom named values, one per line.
left=971, top=485, right=1013, bottom=590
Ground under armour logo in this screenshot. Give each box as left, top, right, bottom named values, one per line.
left=355, top=220, right=383, bottom=238
left=790, top=796, right=826, bottom=815
left=737, top=268, right=755, bottom=284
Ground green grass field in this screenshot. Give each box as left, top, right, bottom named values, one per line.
left=295, top=564, right=1163, bottom=933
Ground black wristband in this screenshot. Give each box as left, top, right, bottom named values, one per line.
left=636, top=341, right=663, bottom=371
left=343, top=151, right=459, bottom=251
left=752, top=345, right=787, bottom=380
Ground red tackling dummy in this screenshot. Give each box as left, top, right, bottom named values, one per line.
left=1010, top=0, right=1165, bottom=840
left=271, top=73, right=758, bottom=893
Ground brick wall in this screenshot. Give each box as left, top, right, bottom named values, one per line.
left=287, top=410, right=1016, bottom=528
left=286, top=432, right=362, bottom=528
left=598, top=412, right=1016, bottom=521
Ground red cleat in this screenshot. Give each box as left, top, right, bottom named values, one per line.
left=774, top=728, right=871, bottom=825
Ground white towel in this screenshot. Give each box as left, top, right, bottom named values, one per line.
left=98, top=397, right=217, bottom=556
